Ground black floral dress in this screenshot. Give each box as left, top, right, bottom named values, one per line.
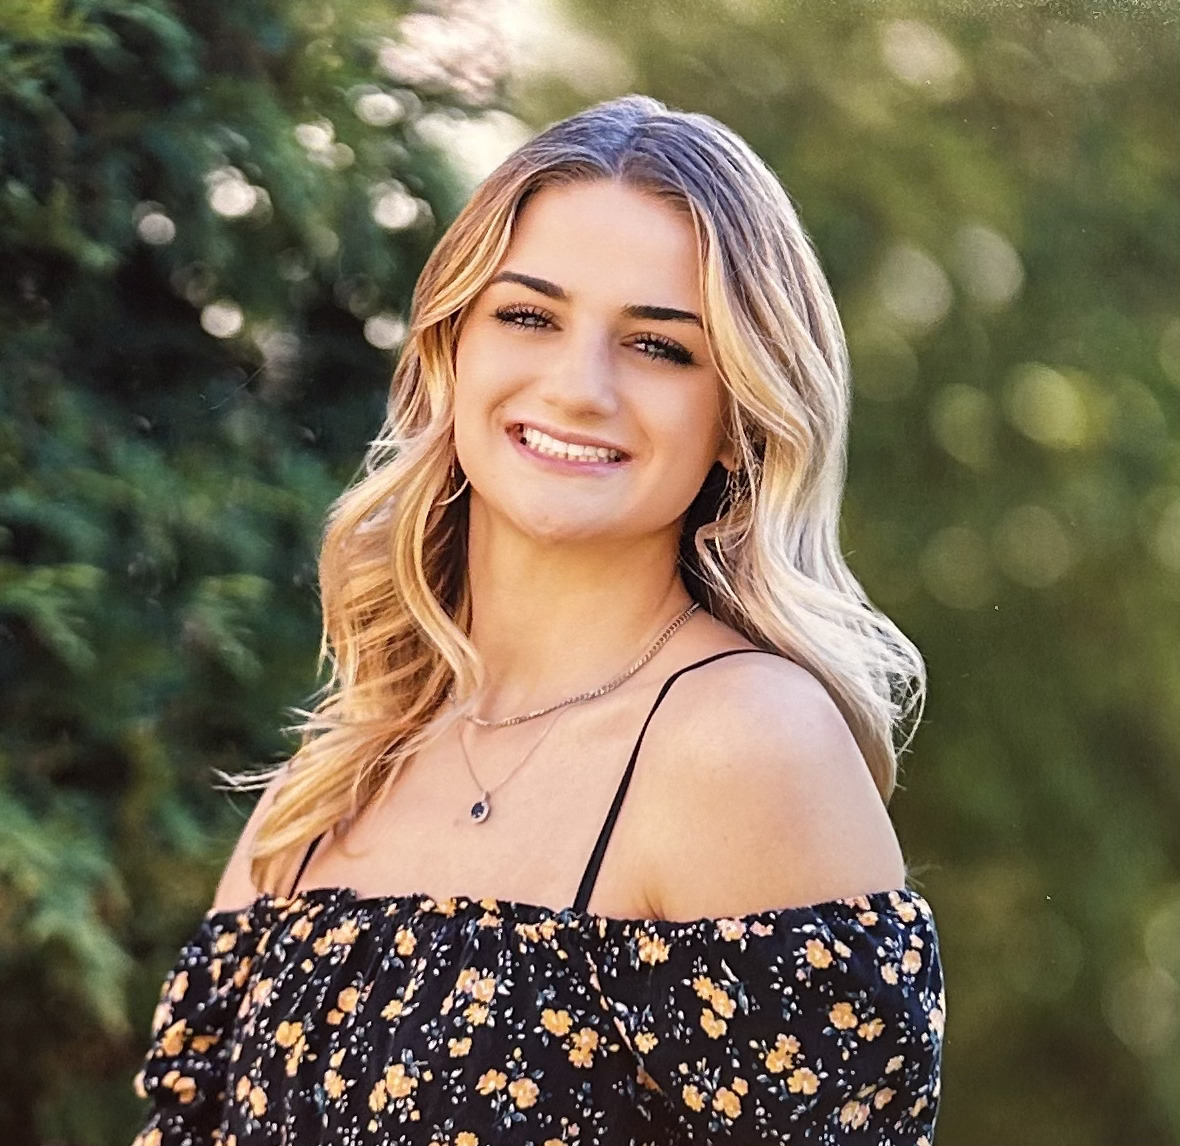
left=131, top=652, right=945, bottom=1145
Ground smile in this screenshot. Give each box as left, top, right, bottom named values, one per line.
left=510, top=423, right=627, bottom=465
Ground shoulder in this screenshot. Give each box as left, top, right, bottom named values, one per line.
left=210, top=767, right=292, bottom=914
left=636, top=650, right=907, bottom=920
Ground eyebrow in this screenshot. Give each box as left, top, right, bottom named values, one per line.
left=489, top=271, right=702, bottom=327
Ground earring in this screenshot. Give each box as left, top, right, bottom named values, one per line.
left=438, top=457, right=470, bottom=506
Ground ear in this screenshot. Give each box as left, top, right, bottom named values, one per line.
left=717, top=436, right=739, bottom=474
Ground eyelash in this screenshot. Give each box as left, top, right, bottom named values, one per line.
left=492, top=304, right=695, bottom=367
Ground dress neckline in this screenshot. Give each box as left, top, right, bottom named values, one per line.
left=204, top=882, right=931, bottom=935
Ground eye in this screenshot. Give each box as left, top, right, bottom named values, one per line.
left=493, top=304, right=555, bottom=330
left=630, top=334, right=695, bottom=367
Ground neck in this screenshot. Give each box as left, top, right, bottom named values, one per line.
left=463, top=510, right=695, bottom=720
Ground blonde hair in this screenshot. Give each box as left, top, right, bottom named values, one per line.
left=232, top=94, right=927, bottom=896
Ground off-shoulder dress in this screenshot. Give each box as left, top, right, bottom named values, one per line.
left=131, top=649, right=945, bottom=1145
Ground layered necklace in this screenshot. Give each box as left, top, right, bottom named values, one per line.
left=453, top=602, right=698, bottom=824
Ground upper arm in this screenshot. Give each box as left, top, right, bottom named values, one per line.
left=640, top=655, right=907, bottom=921
left=210, top=768, right=290, bottom=914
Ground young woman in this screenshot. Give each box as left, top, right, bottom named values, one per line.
left=132, top=95, right=944, bottom=1145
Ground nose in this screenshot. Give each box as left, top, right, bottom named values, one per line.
left=535, top=324, right=621, bottom=419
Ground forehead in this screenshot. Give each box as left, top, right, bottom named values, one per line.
left=499, top=180, right=702, bottom=308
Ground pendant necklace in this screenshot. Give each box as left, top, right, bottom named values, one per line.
left=456, top=706, right=566, bottom=824
left=451, top=601, right=699, bottom=823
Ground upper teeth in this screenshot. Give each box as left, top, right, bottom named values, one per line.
left=519, top=425, right=623, bottom=463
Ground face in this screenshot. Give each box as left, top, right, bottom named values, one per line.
left=452, top=179, right=735, bottom=552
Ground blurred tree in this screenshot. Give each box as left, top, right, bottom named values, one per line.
left=514, top=1, right=1180, bottom=1142
left=0, top=0, right=506, bottom=1140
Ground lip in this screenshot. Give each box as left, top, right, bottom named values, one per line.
left=506, top=423, right=631, bottom=473
left=507, top=421, right=630, bottom=456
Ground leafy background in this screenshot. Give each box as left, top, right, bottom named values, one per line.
left=0, top=0, right=1177, bottom=1142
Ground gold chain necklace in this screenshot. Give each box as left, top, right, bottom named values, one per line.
left=453, top=602, right=699, bottom=730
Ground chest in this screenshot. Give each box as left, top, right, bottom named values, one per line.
left=301, top=685, right=674, bottom=915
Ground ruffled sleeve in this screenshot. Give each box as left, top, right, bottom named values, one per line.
left=130, top=907, right=255, bottom=1145
left=588, top=888, right=944, bottom=1145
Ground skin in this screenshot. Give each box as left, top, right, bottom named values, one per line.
left=214, top=180, right=906, bottom=920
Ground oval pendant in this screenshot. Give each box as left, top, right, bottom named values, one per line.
left=470, top=795, right=491, bottom=824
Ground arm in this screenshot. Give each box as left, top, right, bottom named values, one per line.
left=210, top=767, right=291, bottom=914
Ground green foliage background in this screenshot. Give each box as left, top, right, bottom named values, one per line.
left=1, top=0, right=1177, bottom=1143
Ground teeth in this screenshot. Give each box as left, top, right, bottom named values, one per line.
left=518, top=425, right=622, bottom=463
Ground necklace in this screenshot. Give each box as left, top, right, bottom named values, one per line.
left=456, top=601, right=700, bottom=729
left=456, top=707, right=566, bottom=824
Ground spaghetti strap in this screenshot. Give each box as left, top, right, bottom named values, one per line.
left=571, top=647, right=768, bottom=914
left=287, top=830, right=328, bottom=897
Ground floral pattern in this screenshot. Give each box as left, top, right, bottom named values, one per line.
left=132, top=885, right=944, bottom=1144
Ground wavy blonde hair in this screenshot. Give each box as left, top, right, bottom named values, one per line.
left=233, top=94, right=926, bottom=896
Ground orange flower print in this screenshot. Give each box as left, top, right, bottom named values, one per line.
left=692, top=975, right=715, bottom=1000
left=681, top=1084, right=705, bottom=1112
left=764, top=1033, right=800, bottom=1074
left=448, top=1037, right=472, bottom=1057
left=874, top=1087, right=896, bottom=1109
left=901, top=949, right=923, bottom=975
left=709, top=988, right=736, bottom=1019
left=829, top=1002, right=858, bottom=1030
left=385, top=1063, right=416, bottom=1099
left=159, top=1019, right=187, bottom=1056
left=369, top=1079, right=388, bottom=1112
left=839, top=1100, right=870, bottom=1128
left=323, top=1070, right=346, bottom=1100
left=476, top=1069, right=507, bottom=1095
left=637, top=932, right=670, bottom=965
left=275, top=1020, right=302, bottom=1048
left=929, top=1007, right=945, bottom=1035
left=887, top=1054, right=905, bottom=1073
left=732, top=1077, right=748, bottom=1096
left=248, top=1084, right=267, bottom=1116
left=805, top=938, right=832, bottom=968
left=162, top=1070, right=197, bottom=1104
left=858, top=1018, right=886, bottom=1041
left=508, top=1077, right=539, bottom=1109
left=635, top=1030, right=659, bottom=1054
left=472, top=976, right=497, bottom=1003
left=881, top=963, right=899, bottom=985
left=713, top=1086, right=742, bottom=1119
left=395, top=928, right=416, bottom=956
left=289, top=916, right=313, bottom=941
left=167, top=971, right=189, bottom=1002
left=717, top=918, right=747, bottom=941
left=788, top=1067, right=819, bottom=1095
left=455, top=1133, right=479, bottom=1146
left=857, top=911, right=878, bottom=926
left=337, top=986, right=360, bottom=1013
left=568, top=1027, right=599, bottom=1068
left=465, top=1002, right=490, bottom=1026
left=381, top=998, right=404, bottom=1020
left=700, top=1008, right=728, bottom=1039
left=541, top=1008, right=572, bottom=1036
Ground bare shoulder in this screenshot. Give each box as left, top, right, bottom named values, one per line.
left=637, top=650, right=907, bottom=920
left=210, top=767, right=291, bottom=914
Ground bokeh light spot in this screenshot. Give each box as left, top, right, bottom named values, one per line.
left=1004, top=364, right=1089, bottom=449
